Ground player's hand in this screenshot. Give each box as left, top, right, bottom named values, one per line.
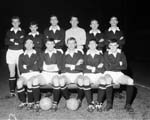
left=20, top=35, right=24, bottom=38
left=76, top=59, right=83, bottom=66
left=23, top=65, right=27, bottom=69
left=120, top=36, right=124, bottom=40
left=119, top=61, right=123, bottom=66
left=10, top=38, right=14, bottom=42
left=70, top=65, right=75, bottom=71
left=15, top=42, right=19, bottom=45
left=91, top=67, right=96, bottom=73
left=98, top=63, right=104, bottom=68
left=99, top=39, right=104, bottom=42
left=54, top=40, right=60, bottom=43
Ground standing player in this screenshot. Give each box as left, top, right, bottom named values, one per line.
left=104, top=16, right=125, bottom=49
left=104, top=38, right=135, bottom=112
left=5, top=16, right=25, bottom=97
left=65, top=16, right=86, bottom=50
left=26, top=21, right=44, bottom=54
left=17, top=39, right=40, bottom=110
left=31, top=38, right=63, bottom=112
left=86, top=19, right=104, bottom=51
left=60, top=37, right=84, bottom=109
left=44, top=15, right=65, bottom=49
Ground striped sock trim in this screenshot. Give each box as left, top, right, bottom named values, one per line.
left=9, top=77, right=16, bottom=81
left=17, top=88, right=25, bottom=93
left=61, top=85, right=67, bottom=89
left=52, top=85, right=60, bottom=89
left=99, top=84, right=106, bottom=89
left=83, top=85, right=91, bottom=90
left=106, top=84, right=112, bottom=88
left=32, top=85, right=40, bottom=89
left=77, top=84, right=84, bottom=89
left=27, top=88, right=32, bottom=93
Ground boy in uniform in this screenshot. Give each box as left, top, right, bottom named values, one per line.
left=5, top=16, right=25, bottom=97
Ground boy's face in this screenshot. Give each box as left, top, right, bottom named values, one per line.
left=108, top=42, right=119, bottom=52
left=88, top=41, right=97, bottom=50
left=50, top=16, right=58, bottom=26
left=90, top=20, right=99, bottom=30
left=46, top=41, right=55, bottom=50
left=30, top=25, right=38, bottom=32
left=109, top=17, right=118, bottom=26
left=70, top=17, right=79, bottom=27
left=25, top=39, right=34, bottom=50
left=67, top=40, right=76, bottom=50
left=12, top=19, right=20, bottom=28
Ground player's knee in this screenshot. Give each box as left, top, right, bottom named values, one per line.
left=128, top=78, right=134, bottom=85
left=32, top=77, right=39, bottom=86
left=59, top=76, right=67, bottom=87
left=76, top=77, right=84, bottom=87
left=99, top=77, right=107, bottom=85
left=10, top=71, right=15, bottom=77
left=105, top=74, right=113, bottom=84
left=17, top=79, right=23, bottom=89
left=52, top=76, right=59, bottom=87
left=83, top=78, right=90, bottom=86
left=26, top=80, right=32, bottom=88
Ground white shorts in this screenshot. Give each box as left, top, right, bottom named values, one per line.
left=61, top=72, right=83, bottom=84
left=21, top=72, right=40, bottom=80
left=104, top=71, right=125, bottom=84
left=6, top=49, right=23, bottom=64
left=84, top=73, right=104, bottom=85
left=39, top=71, right=59, bottom=85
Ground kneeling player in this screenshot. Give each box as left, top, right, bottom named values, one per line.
left=32, top=38, right=63, bottom=112
left=104, top=38, right=135, bottom=112
left=60, top=37, right=84, bottom=108
left=17, top=39, right=40, bottom=110
left=83, top=39, right=112, bottom=112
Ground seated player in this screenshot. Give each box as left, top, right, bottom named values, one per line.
left=59, top=37, right=84, bottom=109
left=26, top=21, right=44, bottom=54
left=104, top=38, right=135, bottom=112
left=82, top=39, right=112, bottom=112
left=32, top=38, right=63, bottom=112
left=17, top=39, right=40, bottom=110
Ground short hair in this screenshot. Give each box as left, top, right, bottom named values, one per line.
left=25, top=38, right=34, bottom=44
left=71, top=16, right=78, bottom=21
left=110, top=16, right=118, bottom=21
left=88, top=38, right=97, bottom=44
left=45, top=38, right=55, bottom=44
left=67, top=37, right=77, bottom=44
left=50, top=14, right=58, bottom=19
left=91, top=19, right=99, bottom=24
left=108, top=38, right=118, bottom=44
left=29, top=21, right=38, bottom=27
left=11, top=16, right=20, bottom=21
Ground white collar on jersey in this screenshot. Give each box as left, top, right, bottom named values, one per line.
left=49, top=25, right=60, bottom=31
left=24, top=50, right=36, bottom=57
left=89, top=29, right=101, bottom=34
left=65, top=49, right=79, bottom=57
left=10, top=27, right=22, bottom=32
left=108, top=27, right=120, bottom=32
left=86, top=49, right=102, bottom=56
left=107, top=48, right=121, bottom=56
left=28, top=31, right=39, bottom=36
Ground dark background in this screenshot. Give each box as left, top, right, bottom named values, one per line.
left=0, top=0, right=148, bottom=61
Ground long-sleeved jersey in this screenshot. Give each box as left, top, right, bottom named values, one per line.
left=5, top=27, right=25, bottom=50
left=61, top=49, right=84, bottom=73
left=26, top=32, right=44, bottom=53
left=39, top=49, right=63, bottom=72
left=84, top=49, right=105, bottom=73
left=44, top=27, right=65, bottom=49
left=104, top=27, right=125, bottom=47
left=86, top=30, right=104, bottom=50
left=104, top=49, right=127, bottom=71
left=18, top=50, right=40, bottom=74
